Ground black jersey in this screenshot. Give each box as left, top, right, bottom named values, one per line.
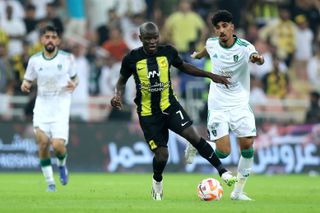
left=120, top=45, right=183, bottom=116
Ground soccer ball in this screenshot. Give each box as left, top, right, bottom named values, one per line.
left=197, top=178, right=223, bottom=201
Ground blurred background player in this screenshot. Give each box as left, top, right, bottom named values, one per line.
left=110, top=22, right=236, bottom=201
left=186, top=10, right=264, bottom=201
left=21, top=25, right=78, bottom=192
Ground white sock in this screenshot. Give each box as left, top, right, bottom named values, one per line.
left=233, top=156, right=253, bottom=194
left=41, top=165, right=55, bottom=185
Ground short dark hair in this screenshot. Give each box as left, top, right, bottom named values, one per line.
left=40, top=25, right=61, bottom=37
left=139, top=22, right=159, bottom=35
left=211, top=10, right=233, bottom=26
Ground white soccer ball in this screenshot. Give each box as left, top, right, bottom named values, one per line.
left=197, top=178, right=223, bottom=201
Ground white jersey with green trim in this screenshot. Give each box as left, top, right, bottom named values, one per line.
left=205, top=36, right=257, bottom=110
left=24, top=50, right=76, bottom=123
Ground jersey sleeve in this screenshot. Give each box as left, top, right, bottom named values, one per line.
left=246, top=42, right=258, bottom=62
left=205, top=39, right=213, bottom=55
left=24, top=57, right=37, bottom=81
left=68, top=54, right=77, bottom=78
left=120, top=54, right=132, bottom=79
left=169, top=46, right=183, bottom=68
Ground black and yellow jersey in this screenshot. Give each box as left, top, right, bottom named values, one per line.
left=120, top=45, right=183, bottom=116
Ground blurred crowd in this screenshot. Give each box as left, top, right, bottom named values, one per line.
left=0, top=0, right=319, bottom=123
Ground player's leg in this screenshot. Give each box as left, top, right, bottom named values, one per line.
left=185, top=109, right=231, bottom=163
left=139, top=114, right=168, bottom=200
left=230, top=105, right=256, bottom=201
left=51, top=122, right=69, bottom=185
left=51, top=138, right=68, bottom=185
left=230, top=136, right=254, bottom=201
left=167, top=103, right=236, bottom=186
left=34, top=127, right=56, bottom=192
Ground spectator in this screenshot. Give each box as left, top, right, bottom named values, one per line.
left=163, top=0, right=206, bottom=54
left=307, top=43, right=320, bottom=90
left=259, top=4, right=296, bottom=67
left=95, top=8, right=120, bottom=46
left=262, top=54, right=290, bottom=99
left=102, top=26, right=129, bottom=62
left=294, top=14, right=313, bottom=81
left=305, top=91, right=320, bottom=124
left=23, top=4, right=38, bottom=34
left=70, top=43, right=90, bottom=121
left=0, top=4, right=26, bottom=56
left=64, top=0, right=86, bottom=41
left=45, top=2, right=64, bottom=34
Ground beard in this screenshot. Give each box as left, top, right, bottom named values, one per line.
left=44, top=43, right=56, bottom=53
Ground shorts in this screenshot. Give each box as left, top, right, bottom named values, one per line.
left=34, top=121, right=69, bottom=145
left=207, top=105, right=256, bottom=140
left=139, top=102, right=192, bottom=151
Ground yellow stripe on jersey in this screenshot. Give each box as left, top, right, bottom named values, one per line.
left=136, top=59, right=152, bottom=116
left=156, top=56, right=170, bottom=111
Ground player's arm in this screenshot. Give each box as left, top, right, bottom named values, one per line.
left=66, top=74, right=79, bottom=92
left=178, top=63, right=230, bottom=88
left=250, top=53, right=264, bottom=65
left=110, top=74, right=129, bottom=110
left=21, top=58, right=36, bottom=93
left=191, top=48, right=209, bottom=59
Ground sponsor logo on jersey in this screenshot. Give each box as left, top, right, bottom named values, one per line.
left=148, top=70, right=160, bottom=78
left=57, top=64, right=62, bottom=70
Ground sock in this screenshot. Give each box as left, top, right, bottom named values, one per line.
left=40, top=159, right=55, bottom=185
left=233, top=156, right=253, bottom=194
left=56, top=152, right=67, bottom=167
left=194, top=138, right=227, bottom=176
left=152, top=157, right=166, bottom=182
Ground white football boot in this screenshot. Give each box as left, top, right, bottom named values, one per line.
left=221, top=171, right=237, bottom=186
left=230, top=191, right=253, bottom=201
left=184, top=143, right=197, bottom=164
left=151, top=178, right=163, bottom=201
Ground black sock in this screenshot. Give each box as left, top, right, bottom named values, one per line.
left=152, top=157, right=167, bottom=182
left=194, top=138, right=227, bottom=176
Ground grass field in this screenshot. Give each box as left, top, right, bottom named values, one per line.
left=0, top=173, right=319, bottom=213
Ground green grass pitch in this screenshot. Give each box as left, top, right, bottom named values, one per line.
left=0, top=173, right=319, bottom=213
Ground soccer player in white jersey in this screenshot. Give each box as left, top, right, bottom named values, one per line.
left=21, top=26, right=79, bottom=192
left=185, top=10, right=264, bottom=201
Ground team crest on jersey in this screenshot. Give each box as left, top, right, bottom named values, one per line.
left=233, top=55, right=239, bottom=62
left=57, top=64, right=62, bottom=70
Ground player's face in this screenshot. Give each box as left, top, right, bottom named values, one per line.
left=41, top=31, right=60, bottom=53
left=140, top=32, right=159, bottom=54
left=213, top=21, right=234, bottom=43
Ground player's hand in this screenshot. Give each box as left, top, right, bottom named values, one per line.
left=21, top=80, right=31, bottom=93
left=110, top=95, right=123, bottom=110
left=191, top=51, right=199, bottom=59
left=209, top=73, right=231, bottom=89
left=66, top=80, right=76, bottom=92
left=250, top=54, right=264, bottom=65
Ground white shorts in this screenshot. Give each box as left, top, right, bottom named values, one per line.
left=207, top=105, right=256, bottom=140
left=34, top=121, right=69, bottom=145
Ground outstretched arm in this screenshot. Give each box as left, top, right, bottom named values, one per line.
left=178, top=63, right=230, bottom=88
left=250, top=53, right=264, bottom=65
left=191, top=48, right=209, bottom=59
left=110, top=75, right=129, bottom=110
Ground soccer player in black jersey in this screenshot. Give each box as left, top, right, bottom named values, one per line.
left=110, top=22, right=236, bottom=200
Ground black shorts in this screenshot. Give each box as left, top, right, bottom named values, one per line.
left=139, top=102, right=193, bottom=151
